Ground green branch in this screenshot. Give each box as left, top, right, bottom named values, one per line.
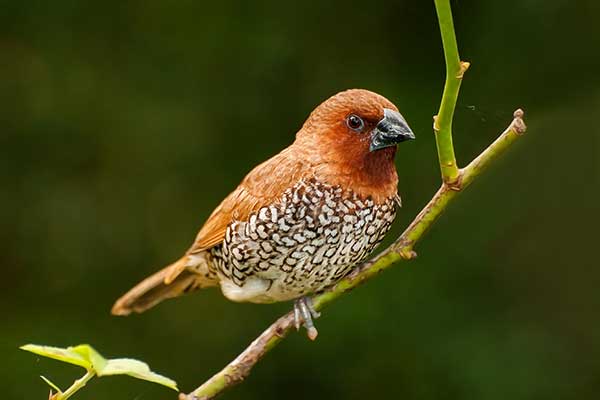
left=182, top=1, right=526, bottom=399
left=56, top=370, right=95, bottom=400
left=433, top=0, right=469, bottom=185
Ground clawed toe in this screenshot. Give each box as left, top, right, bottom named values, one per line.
left=293, top=297, right=320, bottom=340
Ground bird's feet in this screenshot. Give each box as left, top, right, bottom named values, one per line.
left=293, top=297, right=321, bottom=340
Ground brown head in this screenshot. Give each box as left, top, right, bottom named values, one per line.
left=294, top=89, right=415, bottom=200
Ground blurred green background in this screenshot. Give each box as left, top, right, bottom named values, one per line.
left=2, top=0, right=599, bottom=399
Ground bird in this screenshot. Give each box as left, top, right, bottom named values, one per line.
left=111, top=89, right=415, bottom=339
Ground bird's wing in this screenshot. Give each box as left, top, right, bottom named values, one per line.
left=187, top=147, right=308, bottom=254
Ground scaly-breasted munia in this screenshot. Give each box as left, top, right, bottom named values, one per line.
left=112, top=89, right=415, bottom=339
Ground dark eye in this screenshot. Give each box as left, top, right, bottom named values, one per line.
left=346, top=114, right=364, bottom=131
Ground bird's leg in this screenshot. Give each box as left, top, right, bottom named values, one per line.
left=293, top=297, right=321, bottom=340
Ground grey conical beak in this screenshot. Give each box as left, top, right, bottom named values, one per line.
left=370, top=108, right=415, bottom=152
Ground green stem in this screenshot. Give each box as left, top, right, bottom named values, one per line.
left=57, top=370, right=95, bottom=400
left=433, top=0, right=468, bottom=185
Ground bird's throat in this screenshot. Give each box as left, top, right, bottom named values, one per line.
left=320, top=146, right=399, bottom=202
left=355, top=147, right=398, bottom=196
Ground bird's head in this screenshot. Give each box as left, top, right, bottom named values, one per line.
left=300, top=89, right=415, bottom=155
left=295, top=89, right=414, bottom=199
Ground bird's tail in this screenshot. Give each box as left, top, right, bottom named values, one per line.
left=111, top=253, right=218, bottom=316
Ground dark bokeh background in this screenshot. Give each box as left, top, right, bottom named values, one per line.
left=2, top=1, right=599, bottom=399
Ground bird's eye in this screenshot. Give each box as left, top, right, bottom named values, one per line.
left=346, top=114, right=364, bottom=132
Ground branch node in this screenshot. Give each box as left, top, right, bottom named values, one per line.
left=274, top=326, right=285, bottom=338
left=457, top=61, right=470, bottom=78
left=432, top=115, right=440, bottom=132
left=512, top=108, right=527, bottom=134
left=447, top=183, right=461, bottom=191
left=399, top=248, right=417, bottom=260
left=444, top=170, right=464, bottom=191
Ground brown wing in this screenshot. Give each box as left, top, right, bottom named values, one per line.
left=187, top=146, right=310, bottom=254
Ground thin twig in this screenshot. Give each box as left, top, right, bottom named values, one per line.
left=181, top=1, right=526, bottom=398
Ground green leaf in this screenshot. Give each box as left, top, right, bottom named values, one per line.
left=22, top=343, right=178, bottom=392
left=20, top=344, right=92, bottom=370
left=70, top=345, right=107, bottom=372
left=99, top=358, right=178, bottom=391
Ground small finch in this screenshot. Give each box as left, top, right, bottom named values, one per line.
left=112, top=89, right=415, bottom=339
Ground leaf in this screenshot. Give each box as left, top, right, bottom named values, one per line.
left=98, top=358, right=178, bottom=391
left=20, top=344, right=92, bottom=370
left=22, top=343, right=178, bottom=392
left=70, top=344, right=107, bottom=372
left=21, top=344, right=108, bottom=373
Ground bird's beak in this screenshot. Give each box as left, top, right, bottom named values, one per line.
left=370, top=108, right=415, bottom=152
